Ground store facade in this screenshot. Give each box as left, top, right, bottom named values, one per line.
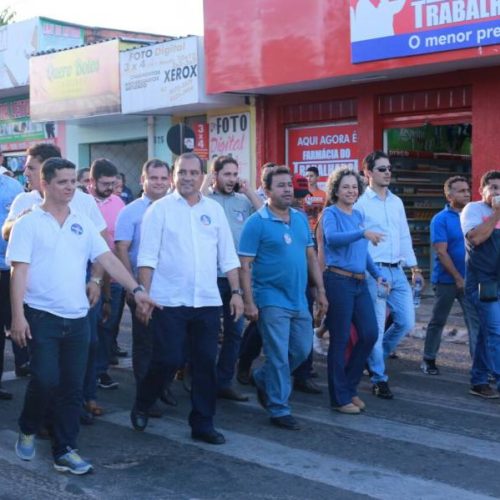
left=203, top=0, right=500, bottom=275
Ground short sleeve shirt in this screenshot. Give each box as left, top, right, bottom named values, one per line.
left=0, top=175, right=23, bottom=270
left=238, top=205, right=313, bottom=311
left=6, top=206, right=109, bottom=318
left=430, top=205, right=466, bottom=284
left=304, top=188, right=326, bottom=231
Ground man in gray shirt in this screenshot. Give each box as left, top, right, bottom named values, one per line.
left=207, top=155, right=263, bottom=401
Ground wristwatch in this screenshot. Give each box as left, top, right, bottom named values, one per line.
left=89, top=276, right=103, bottom=287
left=231, top=288, right=244, bottom=296
left=132, top=285, right=146, bottom=295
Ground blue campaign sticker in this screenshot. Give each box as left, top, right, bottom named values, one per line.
left=200, top=214, right=212, bottom=226
left=71, top=223, right=84, bottom=235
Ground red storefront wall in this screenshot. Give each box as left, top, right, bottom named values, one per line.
left=258, top=67, right=500, bottom=193
left=204, top=0, right=500, bottom=191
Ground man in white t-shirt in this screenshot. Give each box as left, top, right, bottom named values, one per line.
left=460, top=170, right=500, bottom=399
left=7, top=158, right=156, bottom=475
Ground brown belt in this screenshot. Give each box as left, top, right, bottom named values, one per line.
left=327, top=266, right=365, bottom=281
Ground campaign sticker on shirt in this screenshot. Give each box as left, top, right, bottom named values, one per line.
left=200, top=215, right=211, bottom=226
left=71, top=223, right=84, bottom=235
left=283, top=233, right=292, bottom=245
left=233, top=210, right=245, bottom=223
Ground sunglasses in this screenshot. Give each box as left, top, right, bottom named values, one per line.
left=374, top=166, right=392, bottom=173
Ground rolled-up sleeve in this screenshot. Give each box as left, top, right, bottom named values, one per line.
left=216, top=205, right=240, bottom=273
left=137, top=203, right=163, bottom=269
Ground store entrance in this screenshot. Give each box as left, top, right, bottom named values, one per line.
left=383, top=123, right=472, bottom=278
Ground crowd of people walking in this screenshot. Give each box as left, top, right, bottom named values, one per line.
left=0, top=144, right=499, bottom=475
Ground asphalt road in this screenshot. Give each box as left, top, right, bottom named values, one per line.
left=0, top=304, right=499, bottom=500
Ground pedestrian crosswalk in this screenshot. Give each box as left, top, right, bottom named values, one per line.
left=1, top=354, right=500, bottom=499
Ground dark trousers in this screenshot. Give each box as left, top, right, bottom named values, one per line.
left=216, top=278, right=244, bottom=389
left=96, top=282, right=123, bottom=376
left=324, top=272, right=378, bottom=407
left=423, top=283, right=480, bottom=361
left=83, top=300, right=100, bottom=402
left=19, top=306, right=90, bottom=459
left=0, top=271, right=29, bottom=382
left=136, top=306, right=220, bottom=433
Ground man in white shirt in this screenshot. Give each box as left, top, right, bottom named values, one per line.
left=7, top=158, right=156, bottom=475
left=131, top=153, right=244, bottom=445
left=355, top=151, right=424, bottom=399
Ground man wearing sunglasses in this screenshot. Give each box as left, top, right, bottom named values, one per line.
left=355, top=150, right=424, bottom=400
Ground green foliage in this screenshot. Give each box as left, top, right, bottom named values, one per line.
left=0, top=7, right=16, bottom=26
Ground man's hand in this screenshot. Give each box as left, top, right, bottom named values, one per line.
left=243, top=300, right=259, bottom=322
left=86, top=281, right=101, bottom=307
left=455, top=275, right=465, bottom=292
left=314, top=288, right=328, bottom=324
left=411, top=271, right=425, bottom=289
left=229, top=294, right=244, bottom=322
left=134, top=290, right=161, bottom=325
left=237, top=178, right=249, bottom=194
left=364, top=230, right=385, bottom=246
left=10, top=315, right=31, bottom=348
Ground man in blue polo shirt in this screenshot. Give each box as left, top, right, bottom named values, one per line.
left=239, top=165, right=327, bottom=430
left=421, top=176, right=479, bottom=375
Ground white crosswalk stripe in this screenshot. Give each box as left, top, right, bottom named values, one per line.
left=100, top=411, right=492, bottom=500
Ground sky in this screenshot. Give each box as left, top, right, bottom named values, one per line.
left=7, top=0, right=204, bottom=37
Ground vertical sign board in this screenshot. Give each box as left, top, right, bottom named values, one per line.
left=209, top=113, right=251, bottom=180
left=286, top=123, right=359, bottom=189
left=193, top=123, right=209, bottom=160
left=350, top=0, right=500, bottom=63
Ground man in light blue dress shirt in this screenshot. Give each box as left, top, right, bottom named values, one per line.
left=355, top=151, right=424, bottom=400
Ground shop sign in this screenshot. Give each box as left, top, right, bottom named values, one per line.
left=30, top=39, right=121, bottom=121
left=121, top=37, right=199, bottom=113
left=350, top=0, right=500, bottom=63
left=0, top=97, right=57, bottom=150
left=209, top=113, right=251, bottom=180
left=193, top=123, right=209, bottom=160
left=0, top=18, right=84, bottom=91
left=286, top=123, right=359, bottom=188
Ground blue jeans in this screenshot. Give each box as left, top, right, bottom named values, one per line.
left=19, top=306, right=90, bottom=459
left=216, top=278, right=244, bottom=389
left=83, top=299, right=100, bottom=402
left=366, top=266, right=415, bottom=383
left=424, top=283, right=480, bottom=361
left=469, top=290, right=500, bottom=388
left=96, top=282, right=123, bottom=376
left=324, top=272, right=378, bottom=406
left=253, top=306, right=312, bottom=418
left=136, top=306, right=220, bottom=433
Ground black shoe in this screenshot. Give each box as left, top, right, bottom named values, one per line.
left=236, top=364, right=251, bottom=385
left=159, top=386, right=178, bottom=407
left=421, top=359, right=440, bottom=375
left=191, top=429, right=225, bottom=445
left=113, top=345, right=128, bottom=358
left=217, top=386, right=249, bottom=402
left=97, top=373, right=119, bottom=390
left=270, top=415, right=300, bottom=430
left=251, top=374, right=268, bottom=409
left=294, top=378, right=322, bottom=394
left=130, top=406, right=149, bottom=431
left=469, top=384, right=500, bottom=399
left=147, top=402, right=164, bottom=418
left=372, top=381, right=394, bottom=399
left=109, top=356, right=119, bottom=366
left=0, top=387, right=13, bottom=400
left=15, top=363, right=30, bottom=378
